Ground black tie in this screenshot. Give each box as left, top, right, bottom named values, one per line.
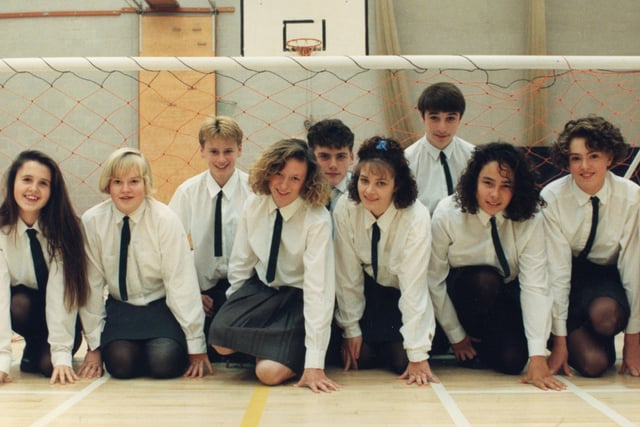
left=119, top=216, right=130, bottom=301
left=439, top=151, right=454, bottom=195
left=371, top=222, right=380, bottom=282
left=579, top=196, right=600, bottom=259
left=26, top=229, right=48, bottom=292
left=266, top=209, right=283, bottom=283
left=490, top=216, right=510, bottom=278
left=214, top=190, right=223, bottom=257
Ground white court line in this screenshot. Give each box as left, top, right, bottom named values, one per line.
left=0, top=390, right=76, bottom=395
left=558, top=376, right=636, bottom=427
left=29, top=374, right=110, bottom=427
left=431, top=382, right=471, bottom=427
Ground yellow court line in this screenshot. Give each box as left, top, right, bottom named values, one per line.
left=240, top=386, right=270, bottom=427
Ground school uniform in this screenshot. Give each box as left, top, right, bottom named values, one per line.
left=81, top=197, right=206, bottom=356
left=405, top=135, right=474, bottom=214
left=169, top=168, right=250, bottom=293
left=429, top=196, right=552, bottom=362
left=209, top=194, right=335, bottom=373
left=333, top=197, right=435, bottom=363
left=541, top=172, right=640, bottom=347
left=326, top=172, right=351, bottom=213
left=0, top=219, right=81, bottom=373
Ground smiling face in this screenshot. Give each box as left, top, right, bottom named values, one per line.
left=423, top=111, right=462, bottom=150
left=14, top=160, right=52, bottom=226
left=475, top=160, right=514, bottom=217
left=200, top=136, right=242, bottom=187
left=109, top=167, right=146, bottom=215
left=268, top=157, right=308, bottom=208
left=568, top=137, right=612, bottom=195
left=357, top=161, right=396, bottom=218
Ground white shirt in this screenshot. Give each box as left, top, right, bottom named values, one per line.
left=327, top=173, right=351, bottom=213
left=169, top=169, right=251, bottom=291
left=0, top=219, right=78, bottom=371
left=405, top=135, right=474, bottom=214
left=541, top=172, right=640, bottom=336
left=228, top=194, right=335, bottom=369
left=428, top=195, right=552, bottom=357
left=82, top=198, right=206, bottom=354
left=333, top=197, right=435, bottom=362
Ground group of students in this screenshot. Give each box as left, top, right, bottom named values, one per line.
left=1, top=82, right=639, bottom=394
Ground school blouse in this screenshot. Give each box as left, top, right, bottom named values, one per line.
left=81, top=197, right=206, bottom=355
left=541, top=172, right=640, bottom=337
left=169, top=169, right=251, bottom=291
left=405, top=135, right=474, bottom=214
left=0, top=220, right=78, bottom=372
left=428, top=195, right=552, bottom=357
left=333, top=197, right=435, bottom=362
left=227, top=193, right=335, bottom=369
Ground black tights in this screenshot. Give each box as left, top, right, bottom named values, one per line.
left=357, top=341, right=409, bottom=375
left=102, top=338, right=188, bottom=379
left=11, top=287, right=83, bottom=377
left=449, top=266, right=528, bottom=375
left=567, top=296, right=625, bottom=377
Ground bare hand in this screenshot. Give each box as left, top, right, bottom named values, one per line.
left=398, top=360, right=439, bottom=386
left=520, top=355, right=566, bottom=391
left=451, top=335, right=478, bottom=362
left=184, top=353, right=213, bottom=378
left=0, top=371, right=11, bottom=384
left=201, top=295, right=214, bottom=317
left=342, top=336, right=362, bottom=371
left=619, top=333, right=640, bottom=376
left=547, top=335, right=572, bottom=376
left=77, top=349, right=103, bottom=379
left=295, top=368, right=340, bottom=393
left=50, top=365, right=80, bottom=385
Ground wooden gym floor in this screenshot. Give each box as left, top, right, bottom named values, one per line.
left=3, top=335, right=640, bottom=427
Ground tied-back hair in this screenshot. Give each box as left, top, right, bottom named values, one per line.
left=249, top=138, right=331, bottom=207
left=550, top=115, right=629, bottom=170
left=0, top=150, right=88, bottom=310
left=98, top=147, right=155, bottom=195
left=455, top=142, right=544, bottom=221
left=198, top=116, right=243, bottom=147
left=348, top=136, right=418, bottom=209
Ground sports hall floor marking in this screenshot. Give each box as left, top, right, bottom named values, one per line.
left=29, top=374, right=110, bottom=427
left=240, top=385, right=270, bottom=427
left=431, top=382, right=471, bottom=427
left=557, top=376, right=636, bottom=427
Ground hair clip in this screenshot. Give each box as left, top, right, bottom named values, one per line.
left=376, top=140, right=388, bottom=151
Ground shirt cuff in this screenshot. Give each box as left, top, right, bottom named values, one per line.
left=406, top=347, right=429, bottom=362
left=304, top=349, right=325, bottom=369
left=0, top=353, right=11, bottom=375
left=551, top=318, right=567, bottom=337
left=445, top=325, right=467, bottom=346
left=186, top=336, right=207, bottom=355
left=52, top=350, right=72, bottom=368
left=527, top=338, right=547, bottom=357
left=625, top=318, right=640, bottom=335
left=341, top=324, right=362, bottom=339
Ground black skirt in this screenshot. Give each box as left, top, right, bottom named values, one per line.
left=568, top=257, right=630, bottom=334
left=101, top=296, right=187, bottom=351
left=360, top=274, right=403, bottom=344
left=208, top=276, right=305, bottom=373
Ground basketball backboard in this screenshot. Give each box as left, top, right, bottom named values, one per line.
left=241, top=0, right=368, bottom=56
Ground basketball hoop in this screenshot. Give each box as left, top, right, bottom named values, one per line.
left=286, top=38, right=322, bottom=56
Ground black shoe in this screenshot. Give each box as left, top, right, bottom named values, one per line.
left=20, top=356, right=39, bottom=373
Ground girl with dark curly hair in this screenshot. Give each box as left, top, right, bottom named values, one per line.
left=333, top=136, right=438, bottom=386
left=429, top=142, right=565, bottom=391
left=542, top=115, right=640, bottom=378
left=209, top=139, right=339, bottom=393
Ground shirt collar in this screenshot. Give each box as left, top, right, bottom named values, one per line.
left=570, top=172, right=611, bottom=206
left=477, top=207, right=504, bottom=227
left=334, top=172, right=351, bottom=194
left=206, top=169, right=239, bottom=200
left=425, top=136, right=456, bottom=160
left=364, top=202, right=398, bottom=232
left=112, top=197, right=147, bottom=224
left=17, top=217, right=42, bottom=235
left=269, top=195, right=304, bottom=222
